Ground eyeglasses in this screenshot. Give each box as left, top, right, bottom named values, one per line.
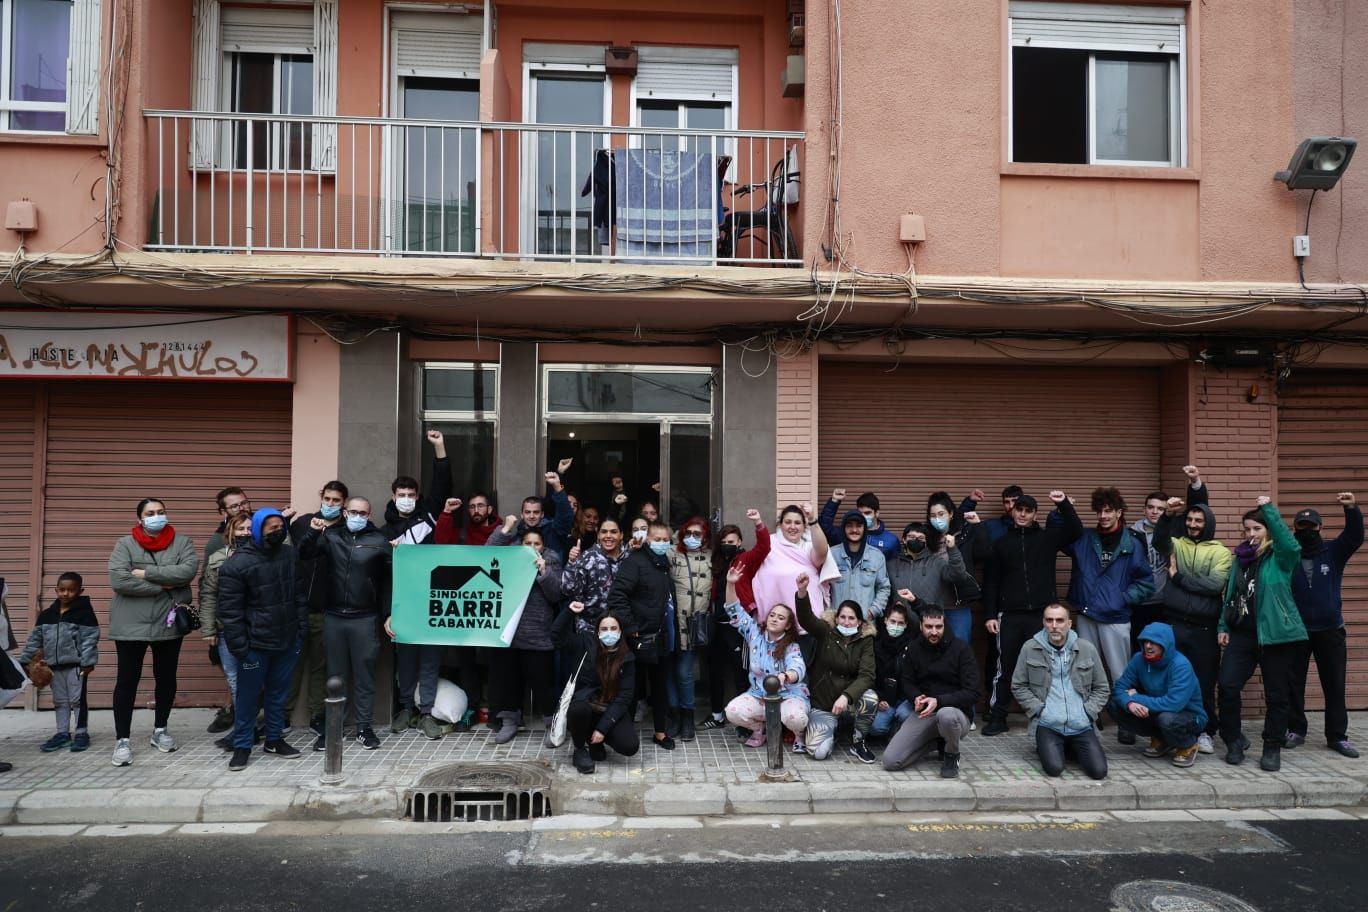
left=224, top=501, right=252, bottom=513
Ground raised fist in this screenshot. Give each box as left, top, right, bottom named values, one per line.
left=310, top=516, right=329, bottom=531
left=745, top=508, right=762, bottom=524
left=963, top=511, right=981, bottom=525
left=1048, top=490, right=1066, bottom=504
left=444, top=498, right=462, bottom=514
left=1166, top=496, right=1185, bottom=513
left=281, top=508, right=298, bottom=521
left=944, top=533, right=956, bottom=549
left=897, top=588, right=916, bottom=602
left=971, top=489, right=987, bottom=502
left=795, top=572, right=810, bottom=592
left=1337, top=492, right=1356, bottom=507
left=503, top=514, right=518, bottom=531
left=1256, top=495, right=1271, bottom=507
left=801, top=501, right=815, bottom=522
left=557, top=457, right=573, bottom=474
left=831, top=488, right=846, bottom=501
left=544, top=471, right=562, bottom=491
left=425, top=429, right=444, bottom=446
left=614, top=494, right=628, bottom=506
left=569, top=600, right=586, bottom=615
left=1182, top=465, right=1201, bottom=481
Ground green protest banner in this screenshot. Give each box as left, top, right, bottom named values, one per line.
left=391, top=544, right=539, bottom=647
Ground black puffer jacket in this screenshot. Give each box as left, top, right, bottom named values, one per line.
left=218, top=540, right=308, bottom=657
left=873, top=628, right=915, bottom=705
left=607, top=548, right=674, bottom=664
left=297, top=521, right=393, bottom=618
left=290, top=513, right=335, bottom=614
left=552, top=609, right=636, bottom=734
left=898, top=630, right=981, bottom=714
left=984, top=498, right=1083, bottom=615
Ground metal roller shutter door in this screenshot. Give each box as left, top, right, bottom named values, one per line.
left=0, top=383, right=39, bottom=652
left=1277, top=371, right=1368, bottom=709
left=40, top=381, right=293, bottom=708
left=818, top=363, right=1162, bottom=532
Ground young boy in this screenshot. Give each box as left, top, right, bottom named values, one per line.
left=21, top=572, right=101, bottom=752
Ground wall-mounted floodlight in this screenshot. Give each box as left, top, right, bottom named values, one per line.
left=1275, top=137, right=1357, bottom=190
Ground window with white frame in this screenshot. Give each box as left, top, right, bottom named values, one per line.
left=1009, top=2, right=1186, bottom=167
left=632, top=46, right=736, bottom=160
left=0, top=0, right=100, bottom=134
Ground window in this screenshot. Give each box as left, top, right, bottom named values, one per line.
left=633, top=46, right=736, bottom=161
left=421, top=363, right=497, bottom=502
left=545, top=368, right=713, bottom=416
left=226, top=51, right=313, bottom=169
left=1009, top=2, right=1185, bottom=167
left=1, top=0, right=98, bottom=134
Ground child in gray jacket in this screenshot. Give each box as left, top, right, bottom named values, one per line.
left=21, top=572, right=101, bottom=752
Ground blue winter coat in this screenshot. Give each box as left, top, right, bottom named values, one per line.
left=1112, top=622, right=1207, bottom=730
left=1291, top=505, right=1363, bottom=633
left=1066, top=528, right=1155, bottom=625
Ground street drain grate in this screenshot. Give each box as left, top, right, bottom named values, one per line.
left=405, top=761, right=554, bottom=822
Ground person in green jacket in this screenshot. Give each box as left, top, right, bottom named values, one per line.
left=1217, top=496, right=1307, bottom=772
left=107, top=497, right=199, bottom=768
left=794, top=571, right=878, bottom=764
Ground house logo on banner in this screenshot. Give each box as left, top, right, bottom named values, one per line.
left=391, top=545, right=538, bottom=648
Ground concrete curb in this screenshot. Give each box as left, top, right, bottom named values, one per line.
left=1, top=773, right=1364, bottom=825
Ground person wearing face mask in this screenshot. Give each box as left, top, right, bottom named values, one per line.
left=720, top=564, right=809, bottom=747
left=552, top=603, right=638, bottom=773
left=925, top=492, right=988, bottom=599
left=1285, top=493, right=1362, bottom=759
left=285, top=480, right=349, bottom=738
left=608, top=521, right=679, bottom=749
left=1217, top=497, right=1307, bottom=771
left=626, top=515, right=650, bottom=552
left=217, top=509, right=308, bottom=771
left=830, top=510, right=892, bottom=621
left=200, top=512, right=257, bottom=749
left=484, top=526, right=563, bottom=745
left=1108, top=622, right=1206, bottom=769
left=1152, top=485, right=1227, bottom=755
left=795, top=578, right=878, bottom=763
left=887, top=521, right=976, bottom=639
left=667, top=516, right=713, bottom=741
left=870, top=602, right=916, bottom=741
left=108, top=498, right=199, bottom=767
left=380, top=430, right=451, bottom=547
left=204, top=486, right=253, bottom=566
left=1063, top=487, right=1155, bottom=746
left=700, top=511, right=770, bottom=731
left=298, top=497, right=393, bottom=751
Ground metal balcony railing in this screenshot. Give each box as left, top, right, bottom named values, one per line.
left=144, top=111, right=803, bottom=266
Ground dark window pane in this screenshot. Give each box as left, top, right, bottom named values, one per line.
left=421, top=422, right=495, bottom=506
left=230, top=53, right=274, bottom=168
left=547, top=370, right=712, bottom=415
left=401, top=78, right=480, bottom=252
left=424, top=366, right=497, bottom=412
left=667, top=423, right=710, bottom=528
left=1012, top=47, right=1088, bottom=164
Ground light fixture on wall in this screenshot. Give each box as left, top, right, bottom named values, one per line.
left=1274, top=137, right=1357, bottom=190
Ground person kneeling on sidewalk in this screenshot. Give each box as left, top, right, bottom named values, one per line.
left=1011, top=603, right=1110, bottom=780
left=218, top=508, right=307, bottom=771
left=882, top=604, right=980, bottom=778
left=551, top=602, right=638, bottom=774
left=1108, top=622, right=1206, bottom=768
left=796, top=579, right=878, bottom=764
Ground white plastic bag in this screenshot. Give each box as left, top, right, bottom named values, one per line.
left=417, top=677, right=468, bottom=725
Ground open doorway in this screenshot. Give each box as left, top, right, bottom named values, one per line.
left=546, top=422, right=660, bottom=522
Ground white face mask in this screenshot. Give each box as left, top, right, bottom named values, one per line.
left=885, top=623, right=907, bottom=638
left=837, top=623, right=860, bottom=637
left=395, top=496, right=417, bottom=515
left=632, top=529, right=648, bottom=543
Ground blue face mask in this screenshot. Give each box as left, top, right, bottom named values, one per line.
left=864, top=513, right=875, bottom=529
left=683, top=535, right=703, bottom=551
left=648, top=541, right=671, bottom=556
left=320, top=503, right=342, bottom=520
left=142, top=514, right=168, bottom=533
left=598, top=630, right=621, bottom=648
left=346, top=515, right=367, bottom=533
left=929, top=516, right=950, bottom=532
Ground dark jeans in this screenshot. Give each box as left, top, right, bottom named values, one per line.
left=567, top=700, right=639, bottom=755
left=490, top=647, right=555, bottom=718
left=112, top=638, right=183, bottom=739
left=323, top=614, right=380, bottom=730
left=232, top=643, right=301, bottom=749
left=989, top=612, right=1038, bottom=719
left=396, top=642, right=444, bottom=715
left=1171, top=620, right=1219, bottom=736
left=706, top=616, right=748, bottom=714
left=1035, top=725, right=1108, bottom=780
left=1218, top=630, right=1299, bottom=747
left=1109, top=699, right=1200, bottom=749
left=1288, top=626, right=1349, bottom=744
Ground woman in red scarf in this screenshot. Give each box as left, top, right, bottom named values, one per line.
left=107, top=497, right=199, bottom=767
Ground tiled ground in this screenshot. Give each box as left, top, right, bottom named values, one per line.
left=2, top=707, right=1364, bottom=792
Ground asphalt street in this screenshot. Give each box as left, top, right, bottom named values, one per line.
left=0, top=818, right=1359, bottom=911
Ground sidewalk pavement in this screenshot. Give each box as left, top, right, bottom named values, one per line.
left=1, top=708, right=1364, bottom=824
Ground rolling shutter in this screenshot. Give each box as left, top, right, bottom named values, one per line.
left=1277, top=371, right=1368, bottom=709
left=0, top=383, right=39, bottom=656
left=392, top=11, right=483, bottom=79
left=1009, top=2, right=1183, bottom=53
left=635, top=46, right=736, bottom=101
left=39, top=381, right=293, bottom=708
left=220, top=6, right=314, bottom=53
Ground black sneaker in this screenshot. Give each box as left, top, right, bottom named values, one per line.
left=698, top=717, right=726, bottom=731
left=1117, top=729, right=1137, bottom=746
left=309, top=715, right=326, bottom=737
left=940, top=752, right=961, bottom=779
left=214, top=735, right=234, bottom=752
left=1225, top=733, right=1250, bottom=765
left=847, top=740, right=877, bottom=764
left=357, top=728, right=381, bottom=750
left=588, top=743, right=607, bottom=762
left=654, top=734, right=676, bottom=751
left=229, top=748, right=251, bottom=771
left=1259, top=743, right=1281, bottom=772
left=981, top=716, right=1009, bottom=737
left=312, top=734, right=326, bottom=752
left=207, top=706, right=235, bottom=734
left=572, top=747, right=595, bottom=774
left=265, top=739, right=302, bottom=759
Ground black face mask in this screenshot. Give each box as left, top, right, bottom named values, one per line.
left=264, top=529, right=288, bottom=549
left=232, top=535, right=252, bottom=550
left=1294, top=528, right=1322, bottom=552
left=904, top=539, right=927, bottom=554
left=719, top=544, right=741, bottom=559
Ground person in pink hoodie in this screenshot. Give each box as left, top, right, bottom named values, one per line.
left=751, top=503, right=840, bottom=627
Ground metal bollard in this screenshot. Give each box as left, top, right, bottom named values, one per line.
left=320, top=675, right=346, bottom=786
left=759, top=674, right=792, bottom=782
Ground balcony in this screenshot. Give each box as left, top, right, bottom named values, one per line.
left=144, top=111, right=803, bottom=267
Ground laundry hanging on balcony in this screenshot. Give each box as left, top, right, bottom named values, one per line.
left=614, top=149, right=717, bottom=263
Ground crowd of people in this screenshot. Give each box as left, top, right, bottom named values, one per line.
left=0, top=437, right=1361, bottom=782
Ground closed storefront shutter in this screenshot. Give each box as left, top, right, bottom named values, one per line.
left=0, top=383, right=39, bottom=650
left=818, top=362, right=1162, bottom=530
left=39, top=381, right=293, bottom=708
left=1277, top=371, right=1368, bottom=709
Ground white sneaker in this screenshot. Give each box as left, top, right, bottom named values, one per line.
left=111, top=738, right=133, bottom=767
left=1197, top=733, right=1215, bottom=755
left=149, top=728, right=178, bottom=753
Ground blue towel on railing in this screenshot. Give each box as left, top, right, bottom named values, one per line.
left=615, top=149, right=715, bottom=260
